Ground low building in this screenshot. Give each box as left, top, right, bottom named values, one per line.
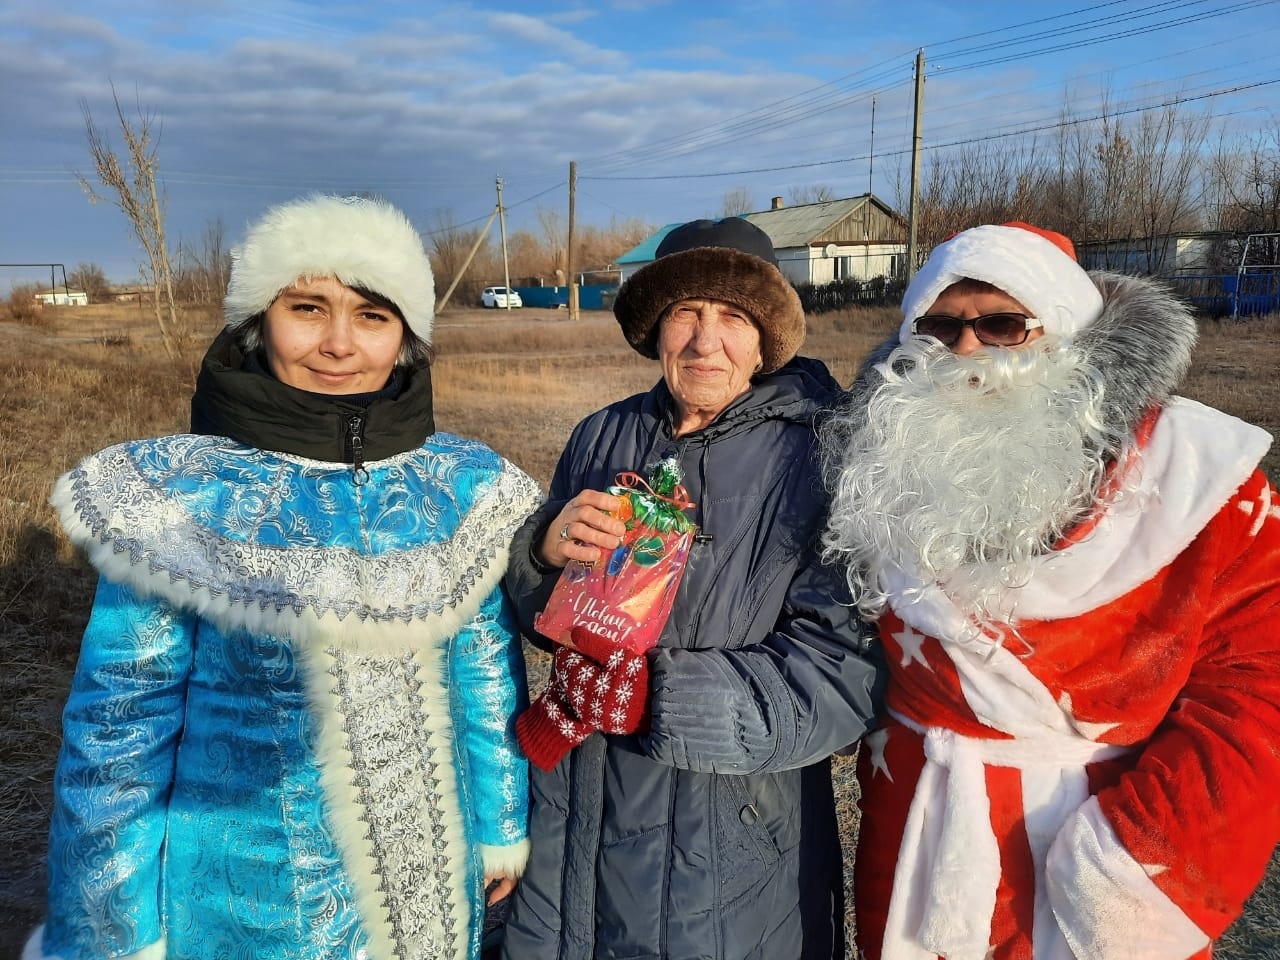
left=1076, top=232, right=1225, bottom=276
left=111, top=286, right=154, bottom=304
left=618, top=194, right=907, bottom=286
left=34, top=288, right=88, bottom=306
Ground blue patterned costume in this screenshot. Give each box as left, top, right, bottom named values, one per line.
left=34, top=431, right=540, bottom=960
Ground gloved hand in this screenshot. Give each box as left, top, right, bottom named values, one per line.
left=516, top=626, right=651, bottom=772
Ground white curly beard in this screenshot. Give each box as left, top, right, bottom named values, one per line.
left=822, top=335, right=1121, bottom=629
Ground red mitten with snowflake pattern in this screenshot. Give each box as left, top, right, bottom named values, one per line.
left=516, top=626, right=651, bottom=772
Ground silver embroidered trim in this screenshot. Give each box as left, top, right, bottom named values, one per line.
left=330, top=649, right=468, bottom=960
left=58, top=437, right=541, bottom=627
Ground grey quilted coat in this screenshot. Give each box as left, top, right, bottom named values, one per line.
left=500, top=357, right=885, bottom=960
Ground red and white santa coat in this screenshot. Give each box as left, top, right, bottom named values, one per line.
left=855, top=397, right=1280, bottom=960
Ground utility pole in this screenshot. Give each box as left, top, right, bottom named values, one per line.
left=866, top=95, right=876, bottom=280
left=435, top=204, right=500, bottom=312
left=907, top=49, right=925, bottom=282
left=567, top=161, right=578, bottom=321
left=868, top=94, right=876, bottom=197
left=496, top=176, right=512, bottom=311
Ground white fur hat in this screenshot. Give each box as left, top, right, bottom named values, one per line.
left=899, top=222, right=1103, bottom=344
left=224, top=194, right=435, bottom=342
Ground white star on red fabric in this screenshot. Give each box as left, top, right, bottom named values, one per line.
left=865, top=728, right=893, bottom=782
left=892, top=624, right=930, bottom=669
left=1057, top=691, right=1119, bottom=740
left=1237, top=483, right=1280, bottom=537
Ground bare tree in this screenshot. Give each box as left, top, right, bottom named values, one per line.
left=575, top=216, right=655, bottom=279
left=1041, top=91, right=1214, bottom=270
left=1202, top=119, right=1280, bottom=273
left=1044, top=97, right=1097, bottom=244
left=428, top=210, right=493, bottom=305
left=199, top=218, right=231, bottom=304
left=721, top=187, right=755, bottom=217
left=78, top=84, right=184, bottom=358
left=903, top=84, right=1216, bottom=275
left=68, top=263, right=111, bottom=302
left=504, top=230, right=544, bottom=284
left=1208, top=118, right=1280, bottom=234
left=1126, top=104, right=1210, bottom=271
left=175, top=219, right=232, bottom=305
left=911, top=140, right=1048, bottom=259
left=536, top=207, right=567, bottom=278
left=788, top=184, right=835, bottom=205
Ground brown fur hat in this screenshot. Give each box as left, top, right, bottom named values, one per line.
left=613, top=218, right=805, bottom=373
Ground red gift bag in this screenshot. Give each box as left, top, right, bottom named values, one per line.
left=534, top=460, right=698, bottom=655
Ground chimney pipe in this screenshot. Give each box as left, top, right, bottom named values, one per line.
left=771, top=196, right=784, bottom=210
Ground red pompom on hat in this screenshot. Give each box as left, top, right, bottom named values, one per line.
left=899, top=222, right=1103, bottom=344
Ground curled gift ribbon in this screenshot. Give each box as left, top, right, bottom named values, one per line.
left=612, top=471, right=697, bottom=535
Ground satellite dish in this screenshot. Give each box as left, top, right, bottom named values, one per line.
left=823, top=243, right=838, bottom=258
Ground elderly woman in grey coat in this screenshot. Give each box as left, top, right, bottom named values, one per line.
left=500, top=218, right=885, bottom=960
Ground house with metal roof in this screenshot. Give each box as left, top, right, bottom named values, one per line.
left=617, top=194, right=907, bottom=286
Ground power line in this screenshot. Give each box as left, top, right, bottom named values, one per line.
left=419, top=180, right=566, bottom=235
left=935, top=0, right=1276, bottom=71
left=581, top=77, right=1280, bottom=183
left=579, top=0, right=1274, bottom=176
left=931, top=0, right=1240, bottom=58
left=921, top=49, right=1277, bottom=146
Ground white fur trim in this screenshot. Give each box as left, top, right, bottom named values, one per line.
left=304, top=638, right=395, bottom=959
left=880, top=727, right=1002, bottom=960
left=20, top=927, right=50, bottom=960
left=225, top=194, right=435, bottom=342
left=900, top=224, right=1104, bottom=342
left=1023, top=758, right=1092, bottom=958
left=479, top=839, right=531, bottom=879
left=884, top=398, right=1271, bottom=641
left=1013, top=397, right=1271, bottom=620
left=303, top=640, right=472, bottom=960
left=880, top=712, right=1128, bottom=960
left=23, top=926, right=165, bottom=960
left=1046, top=797, right=1211, bottom=959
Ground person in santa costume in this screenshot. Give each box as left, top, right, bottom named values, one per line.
left=820, top=222, right=1280, bottom=960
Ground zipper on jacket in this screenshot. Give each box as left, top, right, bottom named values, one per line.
left=346, top=414, right=370, bottom=485
left=668, top=437, right=713, bottom=546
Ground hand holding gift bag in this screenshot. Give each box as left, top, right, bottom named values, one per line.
left=517, top=459, right=697, bottom=770
left=516, top=625, right=653, bottom=771
left=533, top=458, right=697, bottom=655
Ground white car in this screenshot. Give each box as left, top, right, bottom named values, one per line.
left=481, top=286, right=522, bottom=308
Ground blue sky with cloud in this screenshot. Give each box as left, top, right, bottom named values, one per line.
left=2, top=0, right=1278, bottom=283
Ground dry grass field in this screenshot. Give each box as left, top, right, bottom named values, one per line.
left=1, top=299, right=1277, bottom=959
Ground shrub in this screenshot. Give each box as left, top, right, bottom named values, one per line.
left=795, top=275, right=906, bottom=316
left=6, top=283, right=44, bottom=325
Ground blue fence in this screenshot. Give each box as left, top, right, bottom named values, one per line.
left=513, top=284, right=618, bottom=311
left=1225, top=272, right=1280, bottom=317
left=1164, top=273, right=1280, bottom=318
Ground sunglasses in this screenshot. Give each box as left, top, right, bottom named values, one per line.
left=912, top=312, right=1044, bottom=347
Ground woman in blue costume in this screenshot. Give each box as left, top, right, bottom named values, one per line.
left=27, top=194, right=540, bottom=960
